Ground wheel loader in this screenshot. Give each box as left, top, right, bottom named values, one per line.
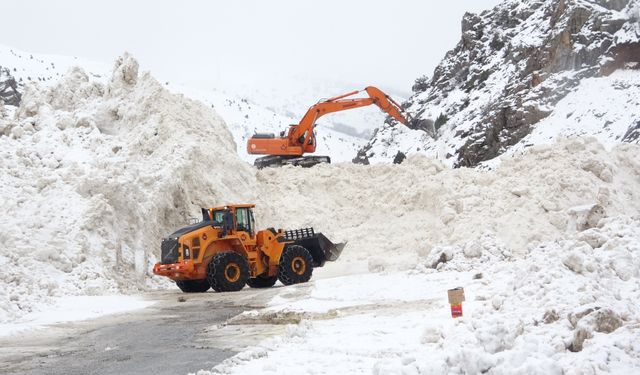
left=152, top=204, right=345, bottom=293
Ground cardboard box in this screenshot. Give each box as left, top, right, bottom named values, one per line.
left=447, top=287, right=465, bottom=305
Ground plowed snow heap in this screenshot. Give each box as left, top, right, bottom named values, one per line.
left=1, top=54, right=640, bottom=325
left=0, top=54, right=255, bottom=322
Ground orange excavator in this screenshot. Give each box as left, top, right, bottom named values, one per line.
left=247, top=86, right=414, bottom=168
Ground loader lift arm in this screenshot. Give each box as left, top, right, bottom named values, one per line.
left=247, top=86, right=413, bottom=168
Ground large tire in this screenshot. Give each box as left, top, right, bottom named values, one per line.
left=207, top=251, right=249, bottom=292
left=278, top=245, right=313, bottom=286
left=246, top=274, right=278, bottom=288
left=175, top=279, right=210, bottom=293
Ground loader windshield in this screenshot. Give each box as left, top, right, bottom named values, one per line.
left=212, top=210, right=226, bottom=226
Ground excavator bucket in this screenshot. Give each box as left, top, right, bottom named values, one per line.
left=282, top=228, right=346, bottom=267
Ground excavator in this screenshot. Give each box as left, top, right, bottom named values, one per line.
left=247, top=86, right=414, bottom=168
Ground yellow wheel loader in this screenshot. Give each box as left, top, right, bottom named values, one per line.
left=152, top=204, right=345, bottom=293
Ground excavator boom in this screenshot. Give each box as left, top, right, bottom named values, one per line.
left=247, top=86, right=412, bottom=168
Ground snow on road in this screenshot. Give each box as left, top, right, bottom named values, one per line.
left=198, top=216, right=640, bottom=375
left=0, top=295, right=153, bottom=338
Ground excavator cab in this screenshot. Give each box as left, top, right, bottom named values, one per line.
left=293, top=129, right=316, bottom=148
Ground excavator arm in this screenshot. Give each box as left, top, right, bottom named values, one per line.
left=247, top=86, right=413, bottom=168
left=293, top=86, right=412, bottom=147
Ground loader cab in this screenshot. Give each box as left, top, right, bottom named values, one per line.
left=207, top=204, right=257, bottom=239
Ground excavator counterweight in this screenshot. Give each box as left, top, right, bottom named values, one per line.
left=247, top=86, right=413, bottom=168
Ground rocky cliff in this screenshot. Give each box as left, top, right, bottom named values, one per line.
left=356, top=0, right=640, bottom=167
left=0, top=67, right=21, bottom=107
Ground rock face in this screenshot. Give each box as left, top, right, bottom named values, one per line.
left=0, top=67, right=21, bottom=106
left=356, top=0, right=640, bottom=167
left=622, top=120, right=640, bottom=142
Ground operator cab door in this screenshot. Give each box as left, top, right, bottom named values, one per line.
left=234, top=207, right=256, bottom=244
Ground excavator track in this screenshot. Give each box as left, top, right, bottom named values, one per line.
left=254, top=155, right=331, bottom=169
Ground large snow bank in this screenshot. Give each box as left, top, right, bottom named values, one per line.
left=0, top=54, right=255, bottom=323
left=198, top=215, right=640, bottom=374
left=259, top=137, right=640, bottom=275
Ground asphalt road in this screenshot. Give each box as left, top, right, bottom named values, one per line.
left=0, top=288, right=280, bottom=375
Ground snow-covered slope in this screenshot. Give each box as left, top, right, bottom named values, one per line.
left=0, top=43, right=109, bottom=87
left=510, top=69, right=640, bottom=150
left=4, top=50, right=640, bottom=325
left=356, top=0, right=640, bottom=167
left=0, top=43, right=376, bottom=164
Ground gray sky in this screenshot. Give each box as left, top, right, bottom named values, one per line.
left=3, top=0, right=500, bottom=95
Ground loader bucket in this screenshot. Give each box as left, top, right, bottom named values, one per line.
left=284, top=228, right=345, bottom=267
left=316, top=232, right=346, bottom=262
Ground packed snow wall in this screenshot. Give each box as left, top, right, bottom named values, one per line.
left=1, top=55, right=640, bottom=323
left=260, top=138, right=640, bottom=275
left=0, top=55, right=256, bottom=322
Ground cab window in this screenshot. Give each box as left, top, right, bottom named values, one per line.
left=249, top=209, right=256, bottom=233
left=235, top=208, right=250, bottom=232
left=212, top=210, right=225, bottom=226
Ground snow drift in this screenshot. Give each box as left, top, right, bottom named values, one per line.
left=260, top=137, right=640, bottom=276
left=0, top=54, right=256, bottom=322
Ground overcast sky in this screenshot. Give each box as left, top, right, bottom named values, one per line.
left=2, top=0, right=501, bottom=95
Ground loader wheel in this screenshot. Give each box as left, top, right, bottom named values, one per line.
left=246, top=274, right=278, bottom=288
left=207, top=251, right=249, bottom=292
left=278, top=245, right=313, bottom=286
left=175, top=279, right=210, bottom=293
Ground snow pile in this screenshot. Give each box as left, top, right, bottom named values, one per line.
left=0, top=54, right=255, bottom=323
left=198, top=215, right=640, bottom=374
left=258, top=137, right=640, bottom=276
